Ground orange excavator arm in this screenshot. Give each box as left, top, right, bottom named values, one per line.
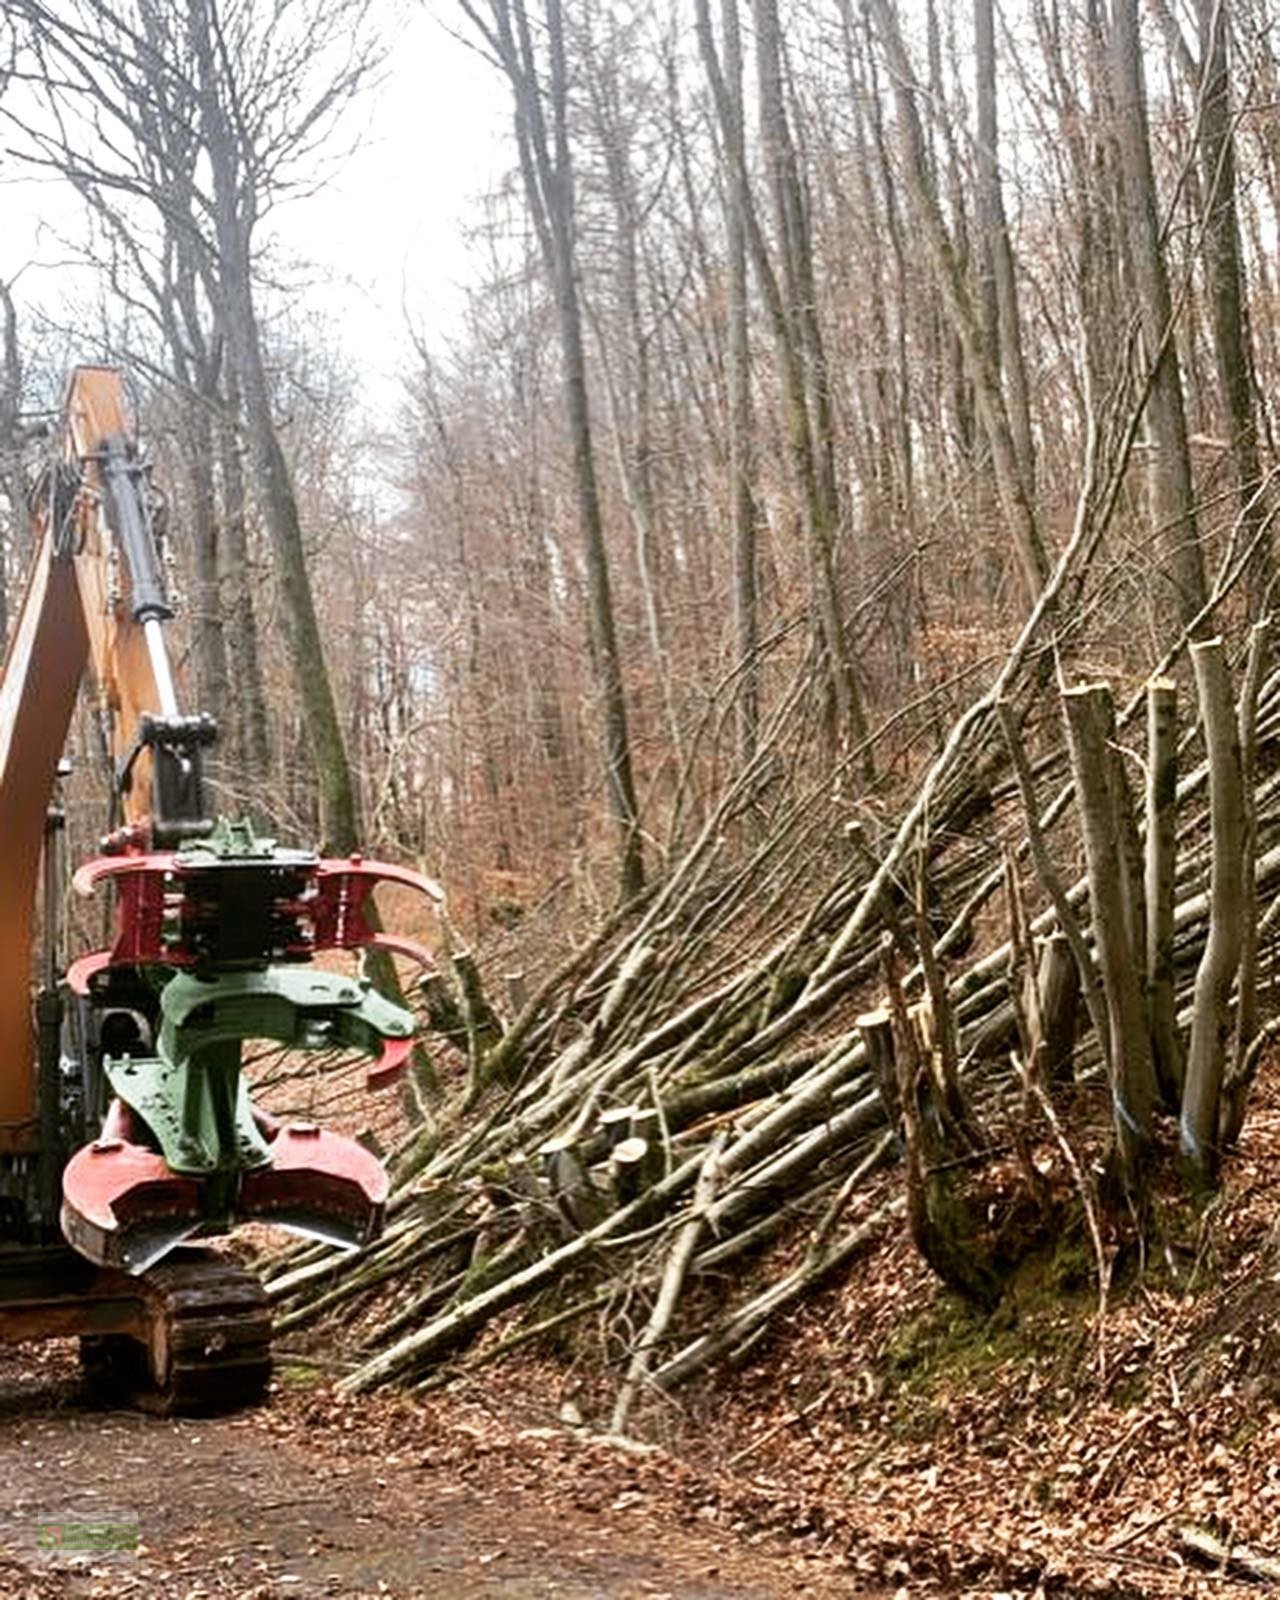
left=65, top=366, right=176, bottom=809
left=0, top=367, right=440, bottom=1275
left=0, top=368, right=190, bottom=1151
left=0, top=493, right=87, bottom=1152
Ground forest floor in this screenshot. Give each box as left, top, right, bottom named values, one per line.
left=0, top=1341, right=871, bottom=1600
left=4, top=1083, right=1280, bottom=1600
left=284, top=1072, right=1280, bottom=1599
left=592, top=1078, right=1280, bottom=1599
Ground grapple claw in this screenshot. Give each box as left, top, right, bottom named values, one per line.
left=61, top=1103, right=389, bottom=1273
left=238, top=1124, right=388, bottom=1248
left=73, top=832, right=444, bottom=978
left=61, top=1136, right=204, bottom=1274
left=367, top=1033, right=414, bottom=1091
left=66, top=949, right=111, bottom=996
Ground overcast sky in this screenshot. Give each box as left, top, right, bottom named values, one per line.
left=0, top=3, right=512, bottom=423
left=277, top=5, right=511, bottom=415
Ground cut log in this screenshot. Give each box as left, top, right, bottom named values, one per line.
left=1144, top=676, right=1182, bottom=1105
left=539, top=1135, right=605, bottom=1232
left=857, top=1008, right=899, bottom=1129
left=599, top=1105, right=641, bottom=1149
left=608, top=1137, right=661, bottom=1206
left=1030, top=932, right=1079, bottom=1087
left=1181, top=639, right=1245, bottom=1184
left=611, top=1136, right=724, bottom=1434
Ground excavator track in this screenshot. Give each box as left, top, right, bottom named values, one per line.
left=80, top=1248, right=272, bottom=1416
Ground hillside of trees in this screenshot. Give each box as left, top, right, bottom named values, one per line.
left=5, top=0, right=1280, bottom=1498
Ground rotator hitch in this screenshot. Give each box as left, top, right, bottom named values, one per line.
left=56, top=415, right=441, bottom=1274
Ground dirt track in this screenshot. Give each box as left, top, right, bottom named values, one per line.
left=0, top=1345, right=863, bottom=1600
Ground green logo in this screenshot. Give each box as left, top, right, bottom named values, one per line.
left=36, top=1520, right=139, bottom=1554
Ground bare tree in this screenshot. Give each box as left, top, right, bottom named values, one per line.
left=0, top=282, right=22, bottom=645
left=187, top=0, right=369, bottom=850
left=753, top=0, right=867, bottom=753
left=719, top=0, right=760, bottom=766
left=217, top=369, right=271, bottom=776
left=1195, top=0, right=1270, bottom=610
left=461, top=0, right=645, bottom=899
left=863, top=0, right=1049, bottom=607
left=1109, top=0, right=1209, bottom=630
left=973, top=0, right=1034, bottom=502
left=6, top=0, right=379, bottom=849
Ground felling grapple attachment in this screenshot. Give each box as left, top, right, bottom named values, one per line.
left=61, top=820, right=443, bottom=1273
left=0, top=366, right=443, bottom=1414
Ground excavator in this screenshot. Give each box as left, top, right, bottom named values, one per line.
left=0, top=367, right=438, bottom=1413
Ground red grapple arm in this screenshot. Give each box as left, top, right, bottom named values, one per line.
left=309, top=856, right=444, bottom=968
left=68, top=849, right=444, bottom=991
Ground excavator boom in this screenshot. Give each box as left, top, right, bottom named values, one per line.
left=0, top=368, right=437, bottom=1411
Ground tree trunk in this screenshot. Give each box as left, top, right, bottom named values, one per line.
left=486, top=0, right=645, bottom=898
left=190, top=0, right=359, bottom=852
left=974, top=0, right=1035, bottom=501
left=1181, top=639, right=1244, bottom=1186
left=1062, top=683, right=1157, bottom=1193
left=697, top=0, right=870, bottom=761
left=584, top=34, right=684, bottom=779
left=722, top=0, right=759, bottom=767
left=0, top=283, right=21, bottom=648
left=754, top=0, right=868, bottom=756
left=865, top=0, right=1049, bottom=607
left=1145, top=677, right=1183, bottom=1105
left=1031, top=932, right=1079, bottom=1088
left=1225, top=620, right=1269, bottom=1144
left=1195, top=0, right=1271, bottom=611
left=216, top=372, right=271, bottom=780
left=1110, top=0, right=1209, bottom=630
left=185, top=396, right=230, bottom=727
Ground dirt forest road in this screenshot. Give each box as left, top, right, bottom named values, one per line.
left=0, top=1346, right=869, bottom=1600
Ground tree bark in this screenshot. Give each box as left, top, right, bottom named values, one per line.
left=1181, top=639, right=1244, bottom=1184
left=1196, top=0, right=1271, bottom=612
left=480, top=0, right=645, bottom=898
left=1110, top=0, right=1209, bottom=630
left=1062, top=683, right=1156, bottom=1192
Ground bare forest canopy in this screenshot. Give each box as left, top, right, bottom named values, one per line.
left=4, top=0, right=1280, bottom=1411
